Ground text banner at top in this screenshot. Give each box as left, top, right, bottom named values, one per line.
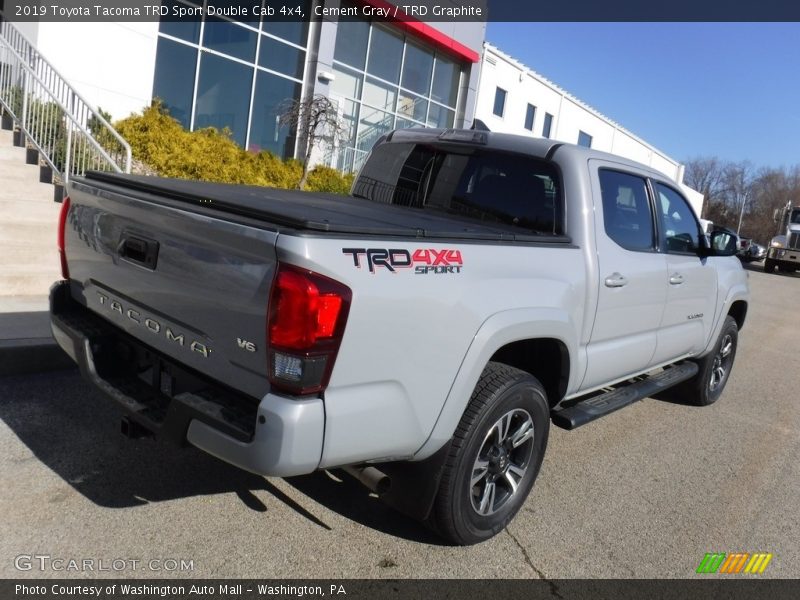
left=2, top=0, right=800, bottom=23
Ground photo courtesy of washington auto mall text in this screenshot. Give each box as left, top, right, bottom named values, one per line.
left=13, top=583, right=349, bottom=598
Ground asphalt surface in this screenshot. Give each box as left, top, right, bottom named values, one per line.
left=1, top=264, right=798, bottom=580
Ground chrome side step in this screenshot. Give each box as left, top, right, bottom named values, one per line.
left=551, top=362, right=699, bottom=430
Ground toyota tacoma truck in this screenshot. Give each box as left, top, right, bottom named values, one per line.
left=51, top=129, right=749, bottom=545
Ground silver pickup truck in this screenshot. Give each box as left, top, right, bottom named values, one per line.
left=51, top=129, right=749, bottom=544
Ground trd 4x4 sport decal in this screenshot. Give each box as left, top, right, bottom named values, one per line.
left=342, top=248, right=463, bottom=274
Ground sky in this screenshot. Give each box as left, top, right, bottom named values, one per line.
left=486, top=22, right=800, bottom=170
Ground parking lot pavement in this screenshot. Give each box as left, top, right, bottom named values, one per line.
left=1, top=265, right=798, bottom=580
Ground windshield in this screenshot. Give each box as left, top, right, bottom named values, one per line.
left=353, top=142, right=564, bottom=236
left=791, top=209, right=800, bottom=224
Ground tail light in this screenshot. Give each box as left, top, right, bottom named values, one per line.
left=57, top=196, right=71, bottom=279
left=267, top=263, right=351, bottom=395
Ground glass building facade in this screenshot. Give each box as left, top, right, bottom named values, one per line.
left=329, top=10, right=463, bottom=171
left=153, top=0, right=308, bottom=157
left=152, top=1, right=466, bottom=169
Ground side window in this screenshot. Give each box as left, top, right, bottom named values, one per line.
left=599, top=169, right=654, bottom=251
left=655, top=183, right=700, bottom=254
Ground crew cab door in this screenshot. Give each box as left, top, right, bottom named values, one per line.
left=581, top=164, right=668, bottom=390
left=650, top=182, right=718, bottom=362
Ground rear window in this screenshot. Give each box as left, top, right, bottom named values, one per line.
left=352, top=142, right=564, bottom=236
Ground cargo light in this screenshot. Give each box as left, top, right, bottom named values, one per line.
left=57, top=196, right=71, bottom=279
left=267, top=264, right=351, bottom=395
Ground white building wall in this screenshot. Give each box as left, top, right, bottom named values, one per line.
left=476, top=43, right=704, bottom=216
left=33, top=22, right=159, bottom=120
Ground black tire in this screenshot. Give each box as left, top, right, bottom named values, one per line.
left=678, top=316, right=739, bottom=406
left=763, top=259, right=775, bottom=273
left=430, top=362, right=549, bottom=545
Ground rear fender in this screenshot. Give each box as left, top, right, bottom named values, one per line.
left=413, top=308, right=578, bottom=460
left=699, top=279, right=749, bottom=357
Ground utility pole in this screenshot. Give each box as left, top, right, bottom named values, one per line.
left=736, top=191, right=749, bottom=235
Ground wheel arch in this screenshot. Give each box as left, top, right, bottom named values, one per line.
left=700, top=283, right=749, bottom=357
left=728, top=300, right=747, bottom=330
left=489, top=338, right=570, bottom=408
left=413, top=308, right=577, bottom=460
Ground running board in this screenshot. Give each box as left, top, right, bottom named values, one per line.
left=551, top=362, right=699, bottom=430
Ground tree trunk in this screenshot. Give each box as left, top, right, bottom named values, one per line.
left=297, top=140, right=314, bottom=190
left=298, top=163, right=310, bottom=190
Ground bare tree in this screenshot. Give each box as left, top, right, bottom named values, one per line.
left=278, top=94, right=347, bottom=190
left=684, top=157, right=754, bottom=227
left=746, top=166, right=800, bottom=242
left=721, top=161, right=754, bottom=234
left=684, top=156, right=726, bottom=218
left=687, top=157, right=800, bottom=243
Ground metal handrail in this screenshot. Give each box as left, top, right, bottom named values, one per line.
left=0, top=21, right=131, bottom=185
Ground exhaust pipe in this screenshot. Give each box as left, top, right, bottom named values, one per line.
left=120, top=416, right=153, bottom=440
left=342, top=465, right=391, bottom=495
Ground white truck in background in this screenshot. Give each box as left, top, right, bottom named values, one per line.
left=764, top=203, right=800, bottom=273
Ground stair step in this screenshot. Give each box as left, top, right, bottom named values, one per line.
left=0, top=243, right=60, bottom=267
left=0, top=273, right=61, bottom=297
left=2, top=107, right=63, bottom=297
left=551, top=362, right=700, bottom=430
left=0, top=200, right=62, bottom=219
left=0, top=222, right=60, bottom=245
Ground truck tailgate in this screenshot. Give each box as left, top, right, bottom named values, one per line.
left=64, top=178, right=278, bottom=399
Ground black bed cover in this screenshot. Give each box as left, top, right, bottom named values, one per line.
left=77, top=171, right=566, bottom=243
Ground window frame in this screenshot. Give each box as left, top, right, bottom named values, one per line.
left=542, top=112, right=553, bottom=138
left=493, top=87, right=507, bottom=118
left=524, top=103, right=536, bottom=131
left=651, top=180, right=704, bottom=256
left=598, top=167, right=659, bottom=254
left=155, top=2, right=310, bottom=158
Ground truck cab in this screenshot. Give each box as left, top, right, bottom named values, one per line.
left=765, top=206, right=800, bottom=273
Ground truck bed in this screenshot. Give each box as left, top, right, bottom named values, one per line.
left=80, top=171, right=566, bottom=243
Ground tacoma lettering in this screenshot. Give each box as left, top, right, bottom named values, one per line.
left=95, top=292, right=210, bottom=357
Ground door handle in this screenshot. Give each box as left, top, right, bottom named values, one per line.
left=669, top=273, right=685, bottom=285
left=118, top=234, right=159, bottom=269
left=604, top=272, right=628, bottom=288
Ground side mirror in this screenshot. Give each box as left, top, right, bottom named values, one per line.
left=703, top=230, right=738, bottom=257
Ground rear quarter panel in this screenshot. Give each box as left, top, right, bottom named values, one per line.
left=277, top=235, right=587, bottom=466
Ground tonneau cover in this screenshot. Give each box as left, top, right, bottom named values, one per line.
left=80, top=171, right=566, bottom=243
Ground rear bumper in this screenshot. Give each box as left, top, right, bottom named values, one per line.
left=50, top=281, right=324, bottom=477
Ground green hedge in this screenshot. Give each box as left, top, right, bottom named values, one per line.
left=113, top=103, right=353, bottom=194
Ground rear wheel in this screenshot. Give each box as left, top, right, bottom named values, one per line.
left=679, top=316, right=739, bottom=406
left=430, top=362, right=549, bottom=545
